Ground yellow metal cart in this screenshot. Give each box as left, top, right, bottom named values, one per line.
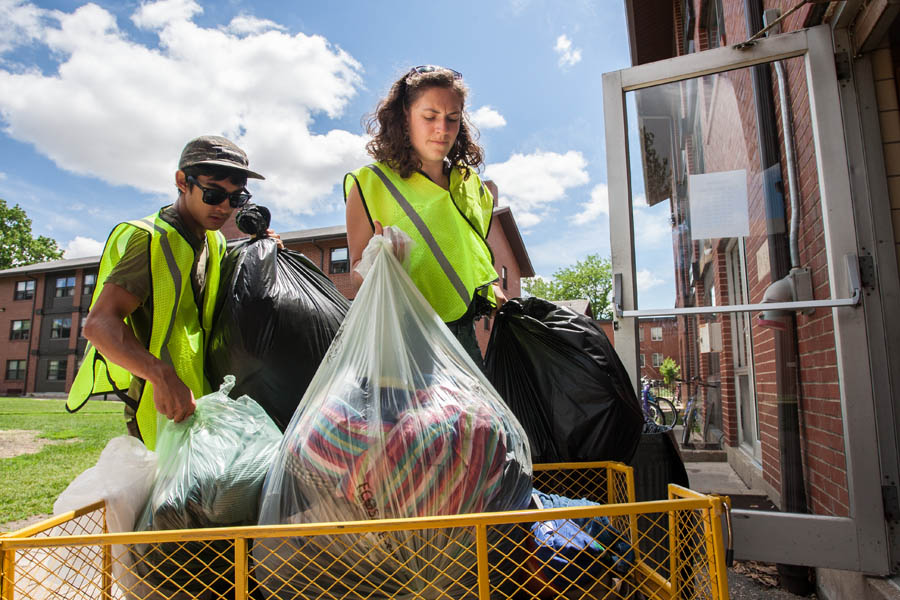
left=1, top=462, right=730, bottom=599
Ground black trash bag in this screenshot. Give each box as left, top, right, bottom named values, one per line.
left=484, top=297, right=644, bottom=464
left=206, top=204, right=350, bottom=431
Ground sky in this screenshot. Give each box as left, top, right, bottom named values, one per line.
left=0, top=0, right=677, bottom=308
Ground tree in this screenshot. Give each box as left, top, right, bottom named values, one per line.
left=522, top=253, right=614, bottom=319
left=659, top=357, right=681, bottom=386
left=0, top=199, right=64, bottom=270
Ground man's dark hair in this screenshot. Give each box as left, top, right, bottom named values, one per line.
left=182, top=164, right=248, bottom=188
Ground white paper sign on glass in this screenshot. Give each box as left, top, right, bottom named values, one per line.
left=688, top=169, right=751, bottom=240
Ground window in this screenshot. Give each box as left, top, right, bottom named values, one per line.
left=484, top=316, right=490, bottom=331
left=50, top=318, right=71, bottom=339
left=5, top=360, right=26, bottom=380
left=651, top=326, right=663, bottom=341
left=705, top=0, right=725, bottom=49
left=10, top=320, right=31, bottom=341
left=79, top=315, right=87, bottom=338
left=501, top=266, right=508, bottom=290
left=83, top=273, right=97, bottom=297
left=47, top=360, right=66, bottom=381
left=329, top=247, right=349, bottom=274
left=55, top=276, right=76, bottom=298
left=14, top=280, right=34, bottom=300
left=640, top=354, right=645, bottom=367
left=652, top=353, right=664, bottom=368
left=639, top=327, right=644, bottom=342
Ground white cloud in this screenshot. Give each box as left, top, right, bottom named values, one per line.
left=0, top=171, right=7, bottom=180
left=636, top=269, right=664, bottom=293
left=224, top=14, right=286, bottom=36
left=470, top=106, right=506, bottom=129
left=64, top=235, right=104, bottom=258
left=485, top=150, right=589, bottom=228
left=0, top=1, right=369, bottom=215
left=570, top=183, right=608, bottom=225
left=131, top=0, right=202, bottom=30
left=0, top=0, right=45, bottom=55
left=554, top=34, right=582, bottom=68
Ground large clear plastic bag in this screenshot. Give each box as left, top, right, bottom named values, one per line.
left=132, top=376, right=281, bottom=598
left=254, top=232, right=533, bottom=600
left=53, top=436, right=156, bottom=597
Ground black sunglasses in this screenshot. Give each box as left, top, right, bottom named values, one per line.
left=407, top=65, right=463, bottom=81
left=187, top=175, right=251, bottom=208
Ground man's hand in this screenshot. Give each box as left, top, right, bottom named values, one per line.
left=265, top=228, right=284, bottom=250
left=151, top=363, right=196, bottom=422
left=492, top=283, right=508, bottom=315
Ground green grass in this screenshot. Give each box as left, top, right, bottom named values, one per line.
left=0, top=397, right=126, bottom=524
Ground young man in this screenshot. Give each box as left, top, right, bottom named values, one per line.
left=67, top=135, right=268, bottom=450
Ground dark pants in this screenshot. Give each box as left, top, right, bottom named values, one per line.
left=445, top=311, right=484, bottom=370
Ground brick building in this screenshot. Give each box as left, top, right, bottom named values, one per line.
left=0, top=191, right=533, bottom=396
left=617, top=0, right=900, bottom=589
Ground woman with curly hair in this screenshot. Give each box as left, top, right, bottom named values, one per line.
left=344, top=65, right=505, bottom=366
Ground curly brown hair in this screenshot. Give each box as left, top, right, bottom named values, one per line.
left=364, top=68, right=484, bottom=179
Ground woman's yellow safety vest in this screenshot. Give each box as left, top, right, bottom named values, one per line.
left=344, top=162, right=498, bottom=322
left=66, top=211, right=225, bottom=450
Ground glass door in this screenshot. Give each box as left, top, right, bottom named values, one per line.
left=603, top=25, right=887, bottom=572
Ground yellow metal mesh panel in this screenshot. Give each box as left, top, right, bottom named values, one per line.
left=3, top=507, right=107, bottom=600
left=250, top=526, right=481, bottom=599
left=2, top=465, right=728, bottom=600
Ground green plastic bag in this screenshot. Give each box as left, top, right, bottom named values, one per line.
left=132, top=375, right=281, bottom=597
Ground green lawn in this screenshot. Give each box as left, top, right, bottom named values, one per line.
left=0, top=397, right=126, bottom=524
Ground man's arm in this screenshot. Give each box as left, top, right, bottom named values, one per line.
left=83, top=283, right=196, bottom=422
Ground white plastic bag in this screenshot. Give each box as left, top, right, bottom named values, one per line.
left=53, top=435, right=157, bottom=597
left=255, top=233, right=533, bottom=599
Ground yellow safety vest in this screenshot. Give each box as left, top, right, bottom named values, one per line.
left=66, top=211, right=224, bottom=450
left=344, top=162, right=498, bottom=322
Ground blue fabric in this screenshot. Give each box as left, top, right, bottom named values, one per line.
left=529, top=489, right=635, bottom=578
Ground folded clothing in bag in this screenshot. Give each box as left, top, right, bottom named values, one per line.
left=132, top=376, right=281, bottom=597
left=254, top=232, right=532, bottom=600
left=521, top=490, right=636, bottom=599
left=207, top=204, right=350, bottom=431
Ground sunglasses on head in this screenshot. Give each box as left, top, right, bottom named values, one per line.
left=187, top=175, right=252, bottom=208
left=407, top=65, right=463, bottom=81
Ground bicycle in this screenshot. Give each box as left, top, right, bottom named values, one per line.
left=641, top=378, right=678, bottom=428
left=677, top=377, right=719, bottom=446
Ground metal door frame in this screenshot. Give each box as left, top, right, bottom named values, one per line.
left=603, top=25, right=889, bottom=573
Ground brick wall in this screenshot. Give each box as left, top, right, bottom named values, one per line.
left=655, top=0, right=849, bottom=515
left=0, top=276, right=37, bottom=395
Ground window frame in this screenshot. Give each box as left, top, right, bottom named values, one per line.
left=650, top=326, right=663, bottom=341
left=82, top=272, right=97, bottom=297
left=13, top=280, right=35, bottom=301
left=5, top=359, right=26, bottom=380
left=329, top=246, right=350, bottom=274
left=9, top=319, right=31, bottom=341
left=55, top=275, right=76, bottom=298
left=50, top=317, right=72, bottom=339
left=46, top=359, right=67, bottom=381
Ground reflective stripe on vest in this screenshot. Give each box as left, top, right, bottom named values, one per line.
left=66, top=211, right=224, bottom=450
left=345, top=162, right=498, bottom=322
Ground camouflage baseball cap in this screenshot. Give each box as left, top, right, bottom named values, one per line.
left=178, top=135, right=265, bottom=180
